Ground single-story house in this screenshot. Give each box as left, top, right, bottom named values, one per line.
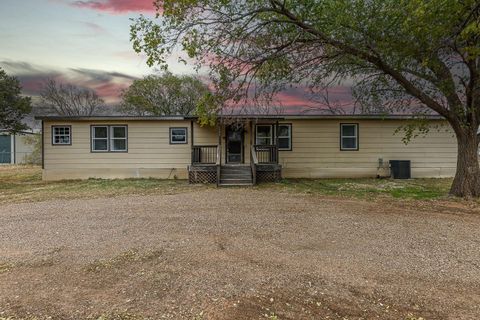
left=0, top=130, right=38, bottom=165
left=35, top=114, right=457, bottom=185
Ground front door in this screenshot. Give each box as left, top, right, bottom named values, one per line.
left=0, top=135, right=11, bottom=164
left=226, top=125, right=244, bottom=163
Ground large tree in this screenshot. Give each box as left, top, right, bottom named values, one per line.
left=120, top=72, right=210, bottom=116
left=131, top=0, right=480, bottom=197
left=0, top=68, right=32, bottom=133
left=40, top=79, right=104, bottom=116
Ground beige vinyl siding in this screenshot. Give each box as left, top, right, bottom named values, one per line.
left=42, top=118, right=458, bottom=181
left=43, top=120, right=193, bottom=180
left=279, top=119, right=457, bottom=178
left=192, top=122, right=217, bottom=145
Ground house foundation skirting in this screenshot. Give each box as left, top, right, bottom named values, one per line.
left=188, top=165, right=218, bottom=184
left=256, top=164, right=282, bottom=183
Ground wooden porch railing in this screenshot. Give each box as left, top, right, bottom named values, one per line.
left=253, top=145, right=279, bottom=164
left=191, top=145, right=218, bottom=164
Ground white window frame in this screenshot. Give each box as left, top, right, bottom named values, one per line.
left=52, top=126, right=71, bottom=145
left=255, top=125, right=273, bottom=145
left=91, top=125, right=128, bottom=152
left=170, top=127, right=188, bottom=144
left=277, top=124, right=292, bottom=151
left=340, top=123, right=359, bottom=151
left=110, top=126, right=128, bottom=152
left=91, top=126, right=109, bottom=152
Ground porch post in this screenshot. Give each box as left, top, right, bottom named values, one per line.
left=217, top=120, right=221, bottom=155
left=216, top=120, right=222, bottom=187
left=250, top=119, right=253, bottom=146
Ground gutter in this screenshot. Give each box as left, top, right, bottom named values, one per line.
left=34, top=114, right=445, bottom=121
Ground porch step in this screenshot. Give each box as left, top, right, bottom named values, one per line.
left=219, top=179, right=254, bottom=186
left=219, top=165, right=253, bottom=186
left=221, top=174, right=251, bottom=179
left=221, top=166, right=251, bottom=172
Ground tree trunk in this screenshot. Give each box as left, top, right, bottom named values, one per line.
left=450, top=128, right=480, bottom=197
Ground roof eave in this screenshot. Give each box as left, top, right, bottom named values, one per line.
left=34, top=114, right=446, bottom=121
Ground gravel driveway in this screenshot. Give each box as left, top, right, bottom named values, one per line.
left=0, top=189, right=479, bottom=319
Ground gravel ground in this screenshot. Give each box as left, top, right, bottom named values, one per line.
left=0, top=189, right=479, bottom=319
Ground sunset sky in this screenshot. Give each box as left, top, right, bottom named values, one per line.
left=0, top=0, right=353, bottom=111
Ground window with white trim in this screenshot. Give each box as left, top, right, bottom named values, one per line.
left=277, top=124, right=292, bottom=150
left=340, top=123, right=358, bottom=150
left=91, top=125, right=128, bottom=152
left=255, top=125, right=273, bottom=145
left=110, top=126, right=127, bottom=151
left=52, top=126, right=71, bottom=145
left=170, top=127, right=187, bottom=144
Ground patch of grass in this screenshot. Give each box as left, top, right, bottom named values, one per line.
left=261, top=178, right=452, bottom=201
left=0, top=165, right=209, bottom=205
left=0, top=165, right=455, bottom=204
left=0, top=262, right=13, bottom=274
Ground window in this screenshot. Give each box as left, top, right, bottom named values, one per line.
left=255, top=125, right=273, bottom=145
left=277, top=124, right=292, bottom=150
left=340, top=123, right=359, bottom=151
left=92, top=126, right=108, bottom=151
left=170, top=127, right=187, bottom=144
left=255, top=124, right=292, bottom=150
left=91, top=125, right=128, bottom=152
left=110, top=126, right=127, bottom=151
left=52, top=126, right=71, bottom=145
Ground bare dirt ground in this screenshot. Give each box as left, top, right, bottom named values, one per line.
left=0, top=188, right=479, bottom=320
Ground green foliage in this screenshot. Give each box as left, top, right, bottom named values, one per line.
left=120, top=71, right=211, bottom=117
left=130, top=0, right=479, bottom=119
left=131, top=0, right=480, bottom=197
left=196, top=92, right=220, bottom=126
left=0, top=68, right=31, bottom=133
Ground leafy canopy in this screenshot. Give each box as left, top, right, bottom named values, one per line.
left=120, top=71, right=211, bottom=117
left=0, top=68, right=32, bottom=133
left=131, top=0, right=480, bottom=126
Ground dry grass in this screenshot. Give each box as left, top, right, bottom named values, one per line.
left=0, top=165, right=460, bottom=205
left=0, top=165, right=209, bottom=204
left=261, top=177, right=454, bottom=200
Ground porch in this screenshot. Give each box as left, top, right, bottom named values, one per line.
left=187, top=118, right=282, bottom=186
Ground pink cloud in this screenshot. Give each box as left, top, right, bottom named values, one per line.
left=70, top=0, right=158, bottom=14
left=2, top=61, right=136, bottom=104
left=93, top=81, right=130, bottom=103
